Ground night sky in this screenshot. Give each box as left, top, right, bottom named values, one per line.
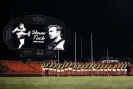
left=0, top=0, right=133, bottom=59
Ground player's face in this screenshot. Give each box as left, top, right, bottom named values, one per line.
left=19, top=24, right=24, bottom=29
left=48, top=27, right=60, bottom=39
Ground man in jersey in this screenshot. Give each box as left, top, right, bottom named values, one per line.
left=12, top=23, right=31, bottom=49
left=47, top=25, right=65, bottom=50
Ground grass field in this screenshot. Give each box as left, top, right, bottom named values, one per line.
left=0, top=76, right=133, bottom=89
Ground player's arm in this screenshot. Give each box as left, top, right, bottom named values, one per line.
left=12, top=27, right=18, bottom=33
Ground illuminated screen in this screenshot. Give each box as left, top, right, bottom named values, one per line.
left=3, top=15, right=66, bottom=51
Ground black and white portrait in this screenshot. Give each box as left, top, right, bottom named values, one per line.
left=47, top=25, right=65, bottom=50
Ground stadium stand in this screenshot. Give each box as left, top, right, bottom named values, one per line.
left=0, top=60, right=131, bottom=76
left=0, top=61, right=42, bottom=76
left=42, top=61, right=128, bottom=76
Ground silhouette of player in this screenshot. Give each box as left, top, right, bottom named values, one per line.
left=12, top=23, right=31, bottom=49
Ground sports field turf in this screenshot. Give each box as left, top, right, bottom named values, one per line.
left=0, top=76, right=133, bottom=89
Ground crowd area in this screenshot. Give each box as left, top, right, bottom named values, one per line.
left=0, top=60, right=131, bottom=76
left=41, top=61, right=130, bottom=76
left=42, top=61, right=128, bottom=69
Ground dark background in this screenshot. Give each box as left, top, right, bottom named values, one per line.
left=1, top=0, right=133, bottom=60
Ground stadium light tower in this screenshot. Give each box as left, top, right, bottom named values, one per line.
left=81, top=32, right=82, bottom=60
left=107, top=48, right=109, bottom=63
left=75, top=32, right=77, bottom=69
left=91, top=33, right=93, bottom=64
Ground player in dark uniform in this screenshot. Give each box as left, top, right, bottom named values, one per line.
left=47, top=25, right=65, bottom=50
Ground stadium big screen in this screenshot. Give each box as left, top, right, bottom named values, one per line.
left=3, top=15, right=66, bottom=51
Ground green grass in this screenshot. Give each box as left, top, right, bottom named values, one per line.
left=0, top=76, right=133, bottom=89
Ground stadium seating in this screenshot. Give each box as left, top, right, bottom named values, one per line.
left=0, top=60, right=131, bottom=76
left=0, top=61, right=42, bottom=75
